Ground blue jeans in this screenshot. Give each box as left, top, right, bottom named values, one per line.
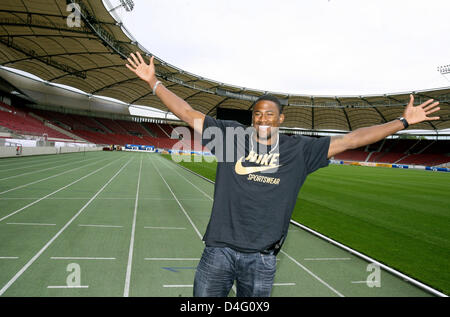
left=193, top=246, right=277, bottom=297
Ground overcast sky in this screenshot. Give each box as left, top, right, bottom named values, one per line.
left=107, top=0, right=450, bottom=96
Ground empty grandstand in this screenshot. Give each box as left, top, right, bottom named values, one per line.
left=334, top=139, right=450, bottom=166
left=2, top=91, right=448, bottom=166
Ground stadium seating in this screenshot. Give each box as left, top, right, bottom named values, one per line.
left=333, top=148, right=369, bottom=162
left=1, top=101, right=447, bottom=163
left=116, top=119, right=150, bottom=137
left=333, top=137, right=449, bottom=166
left=396, top=153, right=450, bottom=166
left=143, top=122, right=171, bottom=138
left=0, top=102, right=72, bottom=140
left=0, top=103, right=208, bottom=150
left=369, top=152, right=406, bottom=163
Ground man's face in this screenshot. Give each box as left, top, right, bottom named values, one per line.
left=252, top=100, right=285, bottom=141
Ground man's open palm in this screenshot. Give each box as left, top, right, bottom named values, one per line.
left=403, top=94, right=440, bottom=126
left=125, top=52, right=155, bottom=84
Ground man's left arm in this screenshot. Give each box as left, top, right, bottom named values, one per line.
left=328, top=95, right=440, bottom=158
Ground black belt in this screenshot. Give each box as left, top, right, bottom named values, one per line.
left=261, top=235, right=285, bottom=256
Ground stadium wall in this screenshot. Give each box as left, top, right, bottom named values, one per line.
left=0, top=145, right=101, bottom=158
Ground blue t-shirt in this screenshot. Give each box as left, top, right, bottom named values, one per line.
left=201, top=115, right=330, bottom=253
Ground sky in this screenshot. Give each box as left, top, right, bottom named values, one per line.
left=106, top=0, right=450, bottom=96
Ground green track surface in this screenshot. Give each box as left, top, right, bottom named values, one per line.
left=0, top=151, right=446, bottom=297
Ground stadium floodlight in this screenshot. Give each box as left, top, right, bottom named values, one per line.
left=109, top=0, right=135, bottom=13
left=437, top=64, right=450, bottom=84
left=437, top=64, right=450, bottom=75
left=119, top=0, right=135, bottom=12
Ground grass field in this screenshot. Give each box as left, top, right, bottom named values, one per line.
left=167, top=154, right=450, bottom=295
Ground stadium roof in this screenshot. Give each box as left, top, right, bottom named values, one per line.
left=0, top=0, right=449, bottom=132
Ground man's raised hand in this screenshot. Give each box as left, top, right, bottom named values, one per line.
left=403, top=94, right=440, bottom=126
left=125, top=52, right=157, bottom=86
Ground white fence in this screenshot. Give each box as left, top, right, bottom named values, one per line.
left=0, top=138, right=101, bottom=158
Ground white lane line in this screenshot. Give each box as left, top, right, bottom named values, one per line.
left=0, top=156, right=100, bottom=181
left=0, top=152, right=97, bottom=169
left=351, top=281, right=368, bottom=284
left=273, top=283, right=296, bottom=286
left=304, top=258, right=351, bottom=261
left=0, top=197, right=200, bottom=201
left=47, top=286, right=89, bottom=289
left=0, top=159, right=64, bottom=173
left=0, top=198, right=93, bottom=200
left=0, top=157, right=108, bottom=195
left=6, top=222, right=56, bottom=226
left=144, top=226, right=186, bottom=230
left=163, top=284, right=193, bottom=288
left=0, top=257, right=19, bottom=259
left=0, top=158, right=99, bottom=181
left=0, top=157, right=122, bottom=223
left=0, top=158, right=132, bottom=296
left=123, top=156, right=143, bottom=297
left=148, top=156, right=203, bottom=240
left=0, top=155, right=83, bottom=173
left=280, top=250, right=344, bottom=297
left=78, top=224, right=123, bottom=228
left=144, top=258, right=200, bottom=261
left=0, top=156, right=64, bottom=169
left=154, top=156, right=239, bottom=292
left=50, top=257, right=116, bottom=260
left=152, top=158, right=237, bottom=294
left=157, top=156, right=213, bottom=201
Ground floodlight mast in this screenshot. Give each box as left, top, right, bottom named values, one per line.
left=437, top=64, right=450, bottom=83
left=109, top=0, right=135, bottom=13
left=120, top=0, right=135, bottom=12
left=437, top=64, right=450, bottom=75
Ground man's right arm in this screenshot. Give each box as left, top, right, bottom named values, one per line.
left=126, top=52, right=205, bottom=134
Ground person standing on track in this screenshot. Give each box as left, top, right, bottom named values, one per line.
left=126, top=51, right=440, bottom=297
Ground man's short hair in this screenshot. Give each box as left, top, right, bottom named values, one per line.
left=252, top=94, right=283, bottom=114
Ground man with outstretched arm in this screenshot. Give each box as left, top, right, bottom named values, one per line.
left=126, top=52, right=440, bottom=297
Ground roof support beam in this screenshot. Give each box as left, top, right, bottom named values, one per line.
left=184, top=90, right=205, bottom=102
left=360, top=97, right=387, bottom=123
left=90, top=68, right=182, bottom=95
left=3, top=51, right=114, bottom=65
left=0, top=9, right=116, bottom=25
left=0, top=37, right=86, bottom=79
left=336, top=98, right=352, bottom=131
left=0, top=34, right=97, bottom=40
left=48, top=63, right=125, bottom=82
left=0, top=21, right=91, bottom=35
